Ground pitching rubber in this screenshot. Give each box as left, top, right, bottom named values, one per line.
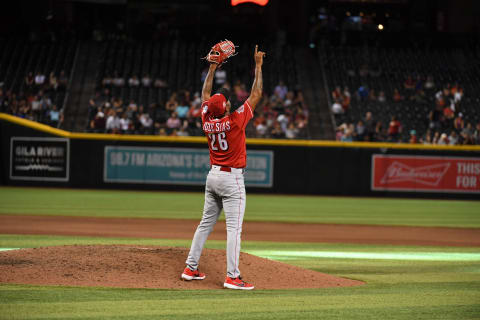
left=181, top=273, right=206, bottom=281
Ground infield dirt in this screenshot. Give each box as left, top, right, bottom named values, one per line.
left=0, top=245, right=364, bottom=289
left=1, top=214, right=477, bottom=290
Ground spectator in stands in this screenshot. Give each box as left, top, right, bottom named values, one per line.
left=409, top=130, right=418, bottom=144
left=274, top=81, right=288, bottom=100
left=357, top=85, right=368, bottom=101
left=49, top=72, right=58, bottom=91
left=462, top=122, right=474, bottom=138
left=153, top=76, right=167, bottom=88
left=432, top=131, right=441, bottom=144
left=285, top=122, right=299, bottom=139
left=166, top=92, right=178, bottom=113
left=102, top=74, right=112, bottom=87
left=331, top=100, right=343, bottom=114
left=422, top=130, right=433, bottom=145
left=428, top=106, right=443, bottom=131
left=336, top=124, right=345, bottom=141
left=39, top=93, right=52, bottom=114
left=443, top=104, right=454, bottom=122
left=128, top=75, right=140, bottom=87
left=460, top=132, right=475, bottom=145
left=157, top=128, right=167, bottom=136
left=473, top=123, right=480, bottom=145
left=233, top=80, right=249, bottom=104
left=448, top=131, right=458, bottom=145
left=277, top=113, right=289, bottom=133
left=214, top=68, right=227, bottom=86
left=141, top=74, right=152, bottom=87
left=255, top=117, right=268, bottom=138
left=295, top=113, right=308, bottom=135
left=113, top=71, right=124, bottom=87
left=166, top=112, right=181, bottom=130
left=175, top=99, right=190, bottom=120
left=270, top=121, right=285, bottom=139
left=403, top=76, right=415, bottom=90
left=106, top=109, right=121, bottom=134
left=139, top=110, right=153, bottom=133
left=363, top=112, right=375, bottom=141
left=377, top=91, right=386, bottom=103
left=341, top=125, right=353, bottom=142
left=368, top=89, right=377, bottom=101
left=91, top=109, right=106, bottom=133
left=387, top=116, right=402, bottom=142
left=437, top=133, right=449, bottom=145
left=453, top=113, right=464, bottom=132
left=34, top=72, right=46, bottom=89
left=453, top=85, right=463, bottom=103
left=331, top=86, right=342, bottom=101
left=30, top=95, right=42, bottom=119
left=342, top=87, right=351, bottom=111
left=119, top=112, right=131, bottom=134
left=355, top=120, right=366, bottom=141
left=176, top=120, right=190, bottom=137
left=58, top=70, right=68, bottom=90
left=188, top=93, right=202, bottom=119
left=373, top=121, right=386, bottom=142
left=410, top=89, right=427, bottom=104
left=393, top=88, right=404, bottom=102
left=25, top=72, right=34, bottom=88
left=414, top=75, right=424, bottom=91
left=424, top=76, right=435, bottom=90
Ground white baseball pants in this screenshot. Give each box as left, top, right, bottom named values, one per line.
left=186, top=166, right=246, bottom=278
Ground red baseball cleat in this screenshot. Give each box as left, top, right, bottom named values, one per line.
left=223, top=276, right=254, bottom=290
left=181, top=267, right=206, bottom=280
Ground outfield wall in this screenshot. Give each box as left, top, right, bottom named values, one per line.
left=2, top=113, right=480, bottom=199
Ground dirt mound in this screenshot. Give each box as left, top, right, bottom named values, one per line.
left=0, top=245, right=363, bottom=290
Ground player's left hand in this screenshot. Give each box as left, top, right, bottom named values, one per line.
left=205, top=40, right=237, bottom=66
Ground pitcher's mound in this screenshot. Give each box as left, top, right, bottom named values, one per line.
left=0, top=245, right=363, bottom=289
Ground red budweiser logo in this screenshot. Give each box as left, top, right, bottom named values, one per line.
left=372, top=155, right=480, bottom=193
left=380, top=161, right=450, bottom=186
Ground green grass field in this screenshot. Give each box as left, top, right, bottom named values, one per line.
left=1, top=187, right=479, bottom=319
left=1, top=187, right=479, bottom=227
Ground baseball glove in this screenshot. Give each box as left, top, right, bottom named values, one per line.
left=204, top=40, right=237, bottom=66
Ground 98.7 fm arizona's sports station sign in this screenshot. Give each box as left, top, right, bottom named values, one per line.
left=103, top=146, right=273, bottom=188
left=371, top=154, right=480, bottom=194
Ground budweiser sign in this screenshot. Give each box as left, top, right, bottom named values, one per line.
left=372, top=155, right=480, bottom=193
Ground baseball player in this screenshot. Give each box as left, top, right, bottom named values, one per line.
left=181, top=45, right=265, bottom=290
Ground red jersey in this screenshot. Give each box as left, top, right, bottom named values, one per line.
left=201, top=100, right=254, bottom=168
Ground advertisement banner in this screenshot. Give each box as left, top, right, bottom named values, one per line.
left=10, top=137, right=69, bottom=182
left=371, top=154, right=480, bottom=193
left=104, top=146, right=273, bottom=187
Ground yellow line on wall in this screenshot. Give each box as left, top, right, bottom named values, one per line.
left=2, top=112, right=480, bottom=151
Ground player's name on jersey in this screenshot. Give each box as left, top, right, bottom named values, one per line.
left=203, top=121, right=231, bottom=133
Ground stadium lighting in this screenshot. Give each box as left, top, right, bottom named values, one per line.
left=378, top=24, right=384, bottom=31
left=231, top=0, right=269, bottom=6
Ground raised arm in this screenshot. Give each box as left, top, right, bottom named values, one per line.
left=201, top=64, right=217, bottom=102
left=247, top=45, right=266, bottom=111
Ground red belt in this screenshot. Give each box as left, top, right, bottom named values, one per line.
left=220, top=166, right=231, bottom=172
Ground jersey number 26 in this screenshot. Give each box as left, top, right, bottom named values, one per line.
left=209, top=132, right=229, bottom=151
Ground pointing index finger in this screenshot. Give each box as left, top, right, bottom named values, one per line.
left=255, top=45, right=258, bottom=54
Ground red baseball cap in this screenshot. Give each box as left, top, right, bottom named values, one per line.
left=207, top=93, right=227, bottom=117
